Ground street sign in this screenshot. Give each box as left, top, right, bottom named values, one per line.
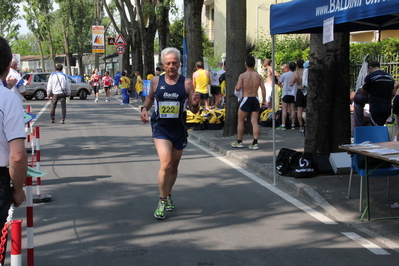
left=115, top=34, right=127, bottom=45
left=107, top=37, right=115, bottom=45
left=116, top=45, right=126, bottom=54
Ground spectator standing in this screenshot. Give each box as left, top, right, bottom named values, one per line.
left=231, top=55, right=266, bottom=150
left=119, top=70, right=131, bottom=105
left=134, top=70, right=143, bottom=102
left=290, top=59, right=306, bottom=133
left=219, top=61, right=227, bottom=108
left=113, top=70, right=121, bottom=95
left=0, top=37, right=27, bottom=266
left=192, top=61, right=211, bottom=110
left=353, top=59, right=370, bottom=128
left=263, top=58, right=280, bottom=110
left=47, top=64, right=71, bottom=124
left=6, top=58, right=26, bottom=108
left=277, top=62, right=297, bottom=130
left=140, top=47, right=200, bottom=220
left=360, top=61, right=395, bottom=126
left=102, top=71, right=113, bottom=102
left=210, top=61, right=225, bottom=108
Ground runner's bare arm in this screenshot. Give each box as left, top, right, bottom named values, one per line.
left=289, top=72, right=297, bottom=87
left=235, top=74, right=243, bottom=91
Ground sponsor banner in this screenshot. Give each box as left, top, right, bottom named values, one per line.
left=92, top=25, right=105, bottom=53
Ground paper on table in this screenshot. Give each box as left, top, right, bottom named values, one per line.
left=364, top=148, right=399, bottom=155
left=388, top=156, right=399, bottom=162
left=340, top=143, right=382, bottom=151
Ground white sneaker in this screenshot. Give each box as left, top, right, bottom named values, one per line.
left=249, top=144, right=259, bottom=150
left=95, top=98, right=99, bottom=102
left=231, top=141, right=244, bottom=148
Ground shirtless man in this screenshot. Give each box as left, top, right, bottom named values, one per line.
left=231, top=55, right=266, bottom=150
left=290, top=59, right=305, bottom=132
left=263, top=58, right=280, bottom=109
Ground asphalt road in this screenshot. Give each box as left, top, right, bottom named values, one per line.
left=9, top=95, right=399, bottom=266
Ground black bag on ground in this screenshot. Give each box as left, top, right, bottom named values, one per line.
left=289, top=152, right=316, bottom=178
left=276, top=148, right=299, bottom=176
left=276, top=148, right=316, bottom=178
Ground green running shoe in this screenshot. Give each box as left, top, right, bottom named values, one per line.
left=166, top=195, right=175, bottom=211
left=154, top=200, right=166, bottom=219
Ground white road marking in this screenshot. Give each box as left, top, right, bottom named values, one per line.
left=342, top=232, right=390, bottom=255
left=189, top=140, right=338, bottom=225
left=29, top=100, right=51, bottom=127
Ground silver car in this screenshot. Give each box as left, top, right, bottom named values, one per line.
left=22, top=72, right=92, bottom=100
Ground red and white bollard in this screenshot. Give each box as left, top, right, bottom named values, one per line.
left=11, top=220, right=22, bottom=266
left=30, top=127, right=35, bottom=168
left=26, top=106, right=32, bottom=151
left=25, top=176, right=34, bottom=266
left=35, top=127, right=41, bottom=195
left=31, top=127, right=52, bottom=204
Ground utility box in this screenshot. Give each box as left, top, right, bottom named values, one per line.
left=329, top=152, right=351, bottom=174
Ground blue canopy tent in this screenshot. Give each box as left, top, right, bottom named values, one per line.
left=270, top=0, right=399, bottom=35
left=268, top=0, right=399, bottom=185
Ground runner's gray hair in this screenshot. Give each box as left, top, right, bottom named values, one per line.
left=161, top=47, right=181, bottom=63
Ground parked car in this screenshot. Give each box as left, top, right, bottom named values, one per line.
left=22, top=72, right=92, bottom=100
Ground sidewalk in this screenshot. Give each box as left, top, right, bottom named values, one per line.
left=186, top=125, right=399, bottom=248
left=128, top=99, right=399, bottom=248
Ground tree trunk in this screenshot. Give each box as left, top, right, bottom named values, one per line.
left=157, top=0, right=170, bottom=52
left=62, top=24, right=71, bottom=75
left=184, top=0, right=204, bottom=79
left=305, top=32, right=351, bottom=154
left=130, top=25, right=142, bottom=76
left=135, top=0, right=157, bottom=77
left=223, top=0, right=246, bottom=137
left=34, top=34, right=45, bottom=72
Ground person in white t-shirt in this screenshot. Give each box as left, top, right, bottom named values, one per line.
left=6, top=58, right=26, bottom=108
left=210, top=61, right=225, bottom=108
left=0, top=36, right=27, bottom=265
left=277, top=62, right=297, bottom=130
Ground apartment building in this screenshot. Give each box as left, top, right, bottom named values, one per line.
left=202, top=0, right=399, bottom=52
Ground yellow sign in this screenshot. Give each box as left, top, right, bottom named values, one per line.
left=92, top=25, right=104, bottom=53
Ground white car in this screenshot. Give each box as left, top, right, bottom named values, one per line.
left=22, top=72, right=92, bottom=100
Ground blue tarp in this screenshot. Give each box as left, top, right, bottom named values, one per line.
left=270, top=0, right=399, bottom=35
